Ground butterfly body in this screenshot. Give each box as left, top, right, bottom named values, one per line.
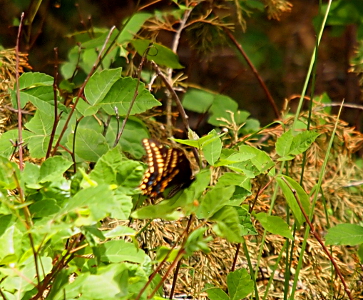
left=139, top=139, right=193, bottom=198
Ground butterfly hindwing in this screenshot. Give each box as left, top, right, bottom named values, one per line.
left=139, top=138, right=193, bottom=198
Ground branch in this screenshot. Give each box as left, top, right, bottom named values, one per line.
left=223, top=28, right=280, bottom=119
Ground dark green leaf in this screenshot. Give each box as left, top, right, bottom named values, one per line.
left=325, top=224, right=363, bottom=246
left=132, top=39, right=184, bottom=69
left=197, top=186, right=235, bottom=219
left=211, top=206, right=243, bottom=243
left=69, top=127, right=109, bottom=162
left=39, top=156, right=73, bottom=183
left=227, top=268, right=254, bottom=299
left=276, top=175, right=310, bottom=227
left=100, top=240, right=146, bottom=263
left=276, top=130, right=320, bottom=161
left=118, top=13, right=152, bottom=44
left=29, top=199, right=60, bottom=218
left=256, top=212, right=293, bottom=239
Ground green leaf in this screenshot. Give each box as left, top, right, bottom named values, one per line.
left=0, top=224, right=22, bottom=263
left=0, top=156, right=20, bottom=190
left=109, top=190, right=133, bottom=220
left=132, top=39, right=184, bottom=69
left=236, top=206, right=257, bottom=236
left=227, top=268, right=254, bottom=299
left=256, top=212, right=293, bottom=239
left=239, top=145, right=275, bottom=174
left=276, top=175, right=311, bottom=227
left=325, top=224, right=363, bottom=246
left=82, top=76, right=161, bottom=116
left=90, top=146, right=144, bottom=189
left=26, top=110, right=54, bottom=135
left=197, top=186, right=235, bottom=219
left=276, top=129, right=320, bottom=161
left=21, top=162, right=42, bottom=189
left=103, top=225, right=136, bottom=238
left=211, top=206, right=243, bottom=243
left=182, top=88, right=215, bottom=113
left=206, top=287, right=230, bottom=300
left=209, top=94, right=238, bottom=126
left=105, top=117, right=149, bottom=159
left=39, top=156, right=73, bottom=183
left=184, top=228, right=212, bottom=256
left=29, top=199, right=60, bottom=218
left=58, top=185, right=113, bottom=219
left=118, top=13, right=152, bottom=44
left=173, top=129, right=221, bottom=149
left=0, top=130, right=32, bottom=158
left=100, top=240, right=147, bottom=263
left=84, top=68, right=122, bottom=105
left=202, top=132, right=222, bottom=166
left=69, top=127, right=109, bottom=162
left=18, top=72, right=53, bottom=89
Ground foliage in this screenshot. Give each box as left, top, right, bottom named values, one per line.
left=0, top=1, right=363, bottom=300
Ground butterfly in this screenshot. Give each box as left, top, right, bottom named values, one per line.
left=139, top=138, right=194, bottom=198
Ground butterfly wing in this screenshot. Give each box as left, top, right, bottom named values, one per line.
left=139, top=139, right=166, bottom=197
left=139, top=139, right=193, bottom=198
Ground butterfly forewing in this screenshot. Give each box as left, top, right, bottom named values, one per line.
left=139, top=138, right=193, bottom=198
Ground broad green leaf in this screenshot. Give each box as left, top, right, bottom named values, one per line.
left=81, top=28, right=120, bottom=49
left=183, top=88, right=215, bottom=113
left=211, top=206, right=243, bottom=243
left=103, top=225, right=136, bottom=238
left=18, top=72, right=53, bottom=89
left=27, top=135, right=51, bottom=158
left=197, top=186, right=235, bottom=219
left=25, top=110, right=54, bottom=135
left=209, top=94, right=238, bottom=126
left=276, top=129, right=320, bottom=161
left=84, top=68, right=122, bottom=105
left=58, top=184, right=112, bottom=217
left=0, top=130, right=32, bottom=158
left=0, top=156, right=20, bottom=190
left=227, top=268, right=254, bottom=299
left=3, top=256, right=52, bottom=295
left=92, top=77, right=160, bottom=116
left=106, top=117, right=149, bottom=159
left=69, top=127, right=109, bottom=162
left=256, top=212, right=293, bottom=239
left=118, top=13, right=152, bottom=44
left=29, top=199, right=60, bottom=218
left=215, top=172, right=250, bottom=189
left=25, top=109, right=55, bottom=158
left=325, top=224, right=363, bottom=246
left=206, top=287, right=229, bottom=300
left=100, top=240, right=146, bottom=263
left=202, top=133, right=222, bottom=166
left=236, top=206, right=257, bottom=236
left=280, top=175, right=310, bottom=218
left=109, top=191, right=133, bottom=220
left=90, top=146, right=144, bottom=189
left=276, top=175, right=310, bottom=227
left=132, top=39, right=184, bottom=69
left=0, top=224, right=22, bottom=263
left=39, top=156, right=73, bottom=183
left=239, top=145, right=275, bottom=174
left=131, top=192, right=186, bottom=220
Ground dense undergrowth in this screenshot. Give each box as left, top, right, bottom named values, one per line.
left=1, top=1, right=363, bottom=299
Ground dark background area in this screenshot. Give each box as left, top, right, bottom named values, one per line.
left=1, top=0, right=362, bottom=129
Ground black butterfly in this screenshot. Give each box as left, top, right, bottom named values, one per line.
left=139, top=139, right=194, bottom=198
